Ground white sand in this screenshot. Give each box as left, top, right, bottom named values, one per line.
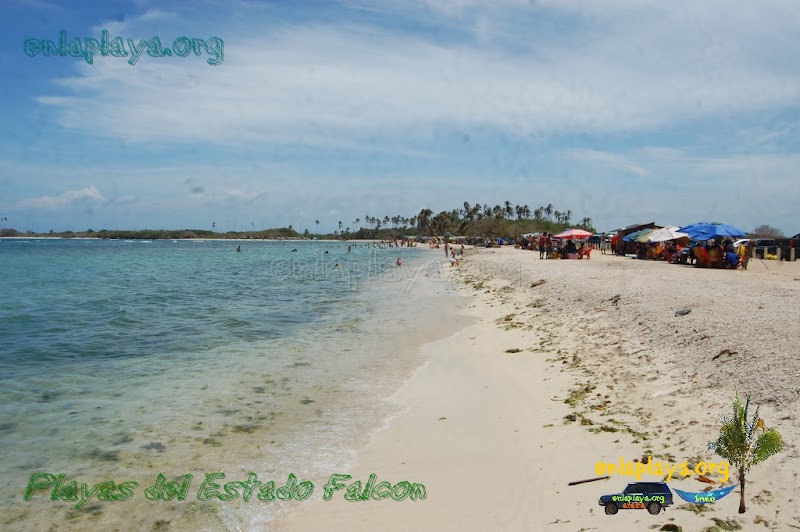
left=279, top=247, right=800, bottom=531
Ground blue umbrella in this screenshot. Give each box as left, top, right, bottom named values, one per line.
left=678, top=222, right=745, bottom=241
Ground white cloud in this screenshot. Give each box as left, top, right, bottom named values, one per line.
left=19, top=186, right=106, bottom=209
left=33, top=1, right=800, bottom=149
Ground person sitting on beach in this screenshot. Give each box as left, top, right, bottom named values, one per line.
left=725, top=250, right=739, bottom=269
left=566, top=240, right=577, bottom=254
left=707, top=243, right=723, bottom=267
left=665, top=242, right=677, bottom=263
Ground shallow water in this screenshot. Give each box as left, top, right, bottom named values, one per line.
left=0, top=239, right=469, bottom=530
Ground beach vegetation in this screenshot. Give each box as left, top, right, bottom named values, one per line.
left=564, top=382, right=596, bottom=407
left=708, top=393, right=782, bottom=514
left=705, top=517, right=743, bottom=531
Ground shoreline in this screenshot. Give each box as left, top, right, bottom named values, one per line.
left=279, top=247, right=800, bottom=531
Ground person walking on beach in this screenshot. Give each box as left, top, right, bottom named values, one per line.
left=445, top=243, right=449, bottom=258
left=539, top=233, right=547, bottom=259
left=601, top=233, right=607, bottom=254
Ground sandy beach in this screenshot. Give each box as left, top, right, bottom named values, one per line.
left=280, top=246, right=800, bottom=532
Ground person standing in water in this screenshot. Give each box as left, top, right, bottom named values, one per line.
left=236, top=245, right=241, bottom=252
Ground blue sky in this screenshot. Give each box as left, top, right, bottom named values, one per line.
left=2, top=0, right=800, bottom=234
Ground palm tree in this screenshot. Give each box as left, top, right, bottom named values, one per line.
left=708, top=394, right=782, bottom=514
left=565, top=210, right=572, bottom=225
left=315, top=220, right=319, bottom=234
left=545, top=203, right=553, bottom=221
left=504, top=200, right=513, bottom=219
left=417, top=209, right=433, bottom=235
left=338, top=221, right=343, bottom=232
left=355, top=218, right=361, bottom=230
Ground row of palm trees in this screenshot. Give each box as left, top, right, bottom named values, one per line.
left=312, top=201, right=594, bottom=237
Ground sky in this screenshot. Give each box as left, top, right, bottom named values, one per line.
left=1, top=0, right=799, bottom=234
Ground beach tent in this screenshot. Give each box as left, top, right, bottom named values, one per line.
left=610, top=222, right=656, bottom=237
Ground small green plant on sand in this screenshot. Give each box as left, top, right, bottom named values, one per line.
left=708, top=393, right=782, bottom=514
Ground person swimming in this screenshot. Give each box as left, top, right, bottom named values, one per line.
left=396, top=257, right=403, bottom=266
left=236, top=245, right=241, bottom=252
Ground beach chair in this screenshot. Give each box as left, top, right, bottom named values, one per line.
left=694, top=247, right=711, bottom=268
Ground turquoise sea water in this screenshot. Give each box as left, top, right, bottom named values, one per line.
left=0, top=239, right=467, bottom=530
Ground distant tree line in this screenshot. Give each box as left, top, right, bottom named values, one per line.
left=0, top=201, right=595, bottom=241
left=321, top=202, right=594, bottom=241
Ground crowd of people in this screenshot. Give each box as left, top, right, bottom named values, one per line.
left=510, top=231, right=755, bottom=270
left=611, top=236, right=754, bottom=270
left=515, top=232, right=592, bottom=259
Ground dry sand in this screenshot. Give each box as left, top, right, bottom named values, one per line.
left=278, top=246, right=800, bottom=532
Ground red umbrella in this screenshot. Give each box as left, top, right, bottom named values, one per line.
left=552, top=228, right=593, bottom=239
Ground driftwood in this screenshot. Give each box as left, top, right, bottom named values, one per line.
left=530, top=279, right=546, bottom=288
left=568, top=475, right=610, bottom=486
